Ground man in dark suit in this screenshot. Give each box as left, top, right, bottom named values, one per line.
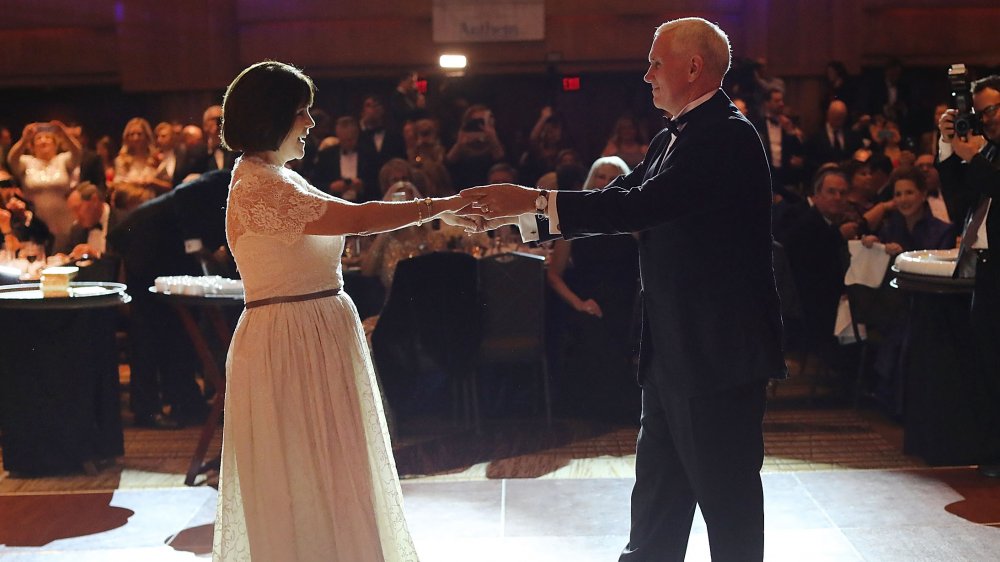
left=462, top=18, right=786, bottom=561
left=313, top=116, right=379, bottom=201
left=58, top=181, right=123, bottom=260
left=806, top=100, right=862, bottom=175
left=110, top=170, right=232, bottom=428
left=774, top=168, right=851, bottom=351
left=937, top=74, right=1000, bottom=478
left=752, top=88, right=806, bottom=196
left=359, top=94, right=406, bottom=171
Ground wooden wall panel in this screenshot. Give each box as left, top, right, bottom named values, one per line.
left=0, top=0, right=997, bottom=93
left=0, top=28, right=119, bottom=86
left=861, top=6, right=1000, bottom=66
left=117, top=0, right=240, bottom=92
left=0, top=0, right=116, bottom=29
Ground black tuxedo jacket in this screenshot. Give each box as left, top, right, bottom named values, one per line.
left=543, top=90, right=786, bottom=397
left=312, top=144, right=380, bottom=202
left=805, top=128, right=861, bottom=172
left=750, top=116, right=804, bottom=185
left=774, top=203, right=848, bottom=344
left=937, top=144, right=1000, bottom=246
left=60, top=206, right=124, bottom=255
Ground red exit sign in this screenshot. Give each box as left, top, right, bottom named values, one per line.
left=562, top=76, right=581, bottom=91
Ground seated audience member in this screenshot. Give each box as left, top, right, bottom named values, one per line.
left=377, top=158, right=415, bottom=198
left=806, top=100, right=862, bottom=175
left=115, top=117, right=171, bottom=197
left=154, top=121, right=186, bottom=188
left=860, top=168, right=957, bottom=413
left=186, top=105, right=237, bottom=177
left=359, top=94, right=405, bottom=169
left=57, top=181, right=123, bottom=264
left=0, top=186, right=52, bottom=252
left=313, top=115, right=379, bottom=201
left=861, top=167, right=957, bottom=257
left=6, top=120, right=82, bottom=251
left=388, top=70, right=427, bottom=125
left=868, top=152, right=897, bottom=202
left=775, top=167, right=851, bottom=351
left=95, top=135, right=117, bottom=185
left=519, top=106, right=567, bottom=185
left=446, top=104, right=506, bottom=189
left=752, top=88, right=806, bottom=196
left=109, top=170, right=232, bottom=429
left=914, top=153, right=950, bottom=223
left=919, top=103, right=949, bottom=157
left=840, top=158, right=876, bottom=236
left=360, top=181, right=447, bottom=291
left=546, top=156, right=639, bottom=422
left=66, top=122, right=108, bottom=190
left=409, top=118, right=453, bottom=195
left=868, top=117, right=910, bottom=170
left=535, top=149, right=583, bottom=190
left=601, top=114, right=648, bottom=169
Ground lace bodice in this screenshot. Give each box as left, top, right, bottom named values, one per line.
left=227, top=155, right=343, bottom=302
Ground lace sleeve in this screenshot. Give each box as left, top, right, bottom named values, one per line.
left=229, top=171, right=328, bottom=245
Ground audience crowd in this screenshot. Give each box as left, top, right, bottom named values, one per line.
left=0, top=57, right=981, bottom=425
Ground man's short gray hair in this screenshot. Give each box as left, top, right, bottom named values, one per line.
left=655, top=18, right=732, bottom=79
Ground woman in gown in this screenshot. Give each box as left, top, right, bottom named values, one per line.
left=212, top=61, right=472, bottom=561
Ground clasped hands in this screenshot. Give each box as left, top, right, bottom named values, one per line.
left=440, top=183, right=541, bottom=233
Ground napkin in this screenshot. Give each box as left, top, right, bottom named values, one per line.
left=844, top=240, right=891, bottom=288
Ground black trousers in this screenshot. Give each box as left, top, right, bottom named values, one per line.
left=972, top=251, right=1000, bottom=459
left=619, top=377, right=768, bottom=562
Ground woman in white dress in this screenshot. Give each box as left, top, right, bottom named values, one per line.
left=5, top=120, right=82, bottom=251
left=213, top=61, right=473, bottom=561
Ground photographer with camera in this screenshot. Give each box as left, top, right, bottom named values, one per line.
left=445, top=104, right=506, bottom=189
left=937, top=71, right=1000, bottom=478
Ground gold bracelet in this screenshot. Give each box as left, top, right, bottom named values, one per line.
left=415, top=199, right=425, bottom=226
left=422, top=197, right=433, bottom=217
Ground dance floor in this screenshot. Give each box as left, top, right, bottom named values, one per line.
left=2, top=371, right=1000, bottom=560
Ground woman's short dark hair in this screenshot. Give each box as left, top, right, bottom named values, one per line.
left=221, top=61, right=315, bottom=152
left=889, top=166, right=927, bottom=193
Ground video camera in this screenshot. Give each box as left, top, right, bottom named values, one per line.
left=948, top=63, right=983, bottom=138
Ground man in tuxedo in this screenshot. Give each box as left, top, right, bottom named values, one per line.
left=110, top=170, right=231, bottom=428
left=937, top=74, right=1000, bottom=478
left=752, top=88, right=806, bottom=198
left=313, top=116, right=379, bottom=201
left=806, top=100, right=861, bottom=174
left=359, top=94, right=406, bottom=170
left=774, top=168, right=851, bottom=351
left=58, top=181, right=122, bottom=259
left=462, top=18, right=785, bottom=560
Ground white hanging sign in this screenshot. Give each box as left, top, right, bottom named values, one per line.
left=432, top=0, right=545, bottom=43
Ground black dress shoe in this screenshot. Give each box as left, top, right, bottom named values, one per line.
left=133, top=413, right=182, bottom=430
left=977, top=464, right=1000, bottom=478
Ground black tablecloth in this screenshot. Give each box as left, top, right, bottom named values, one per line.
left=0, top=288, right=125, bottom=475
left=894, top=271, right=984, bottom=465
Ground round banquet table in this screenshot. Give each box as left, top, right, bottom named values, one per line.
left=890, top=268, right=983, bottom=466
left=0, top=282, right=131, bottom=476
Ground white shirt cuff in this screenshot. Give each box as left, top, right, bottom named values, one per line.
left=517, top=214, right=540, bottom=242
left=516, top=191, right=562, bottom=242
left=938, top=137, right=954, bottom=161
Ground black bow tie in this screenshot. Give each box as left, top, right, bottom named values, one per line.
left=664, top=116, right=688, bottom=137
left=88, top=223, right=103, bottom=232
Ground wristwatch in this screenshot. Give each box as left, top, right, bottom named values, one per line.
left=535, top=190, right=549, bottom=214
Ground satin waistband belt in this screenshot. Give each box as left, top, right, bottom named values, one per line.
left=244, top=287, right=342, bottom=309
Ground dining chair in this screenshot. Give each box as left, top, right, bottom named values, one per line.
left=476, top=251, right=552, bottom=427
left=371, top=251, right=481, bottom=430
